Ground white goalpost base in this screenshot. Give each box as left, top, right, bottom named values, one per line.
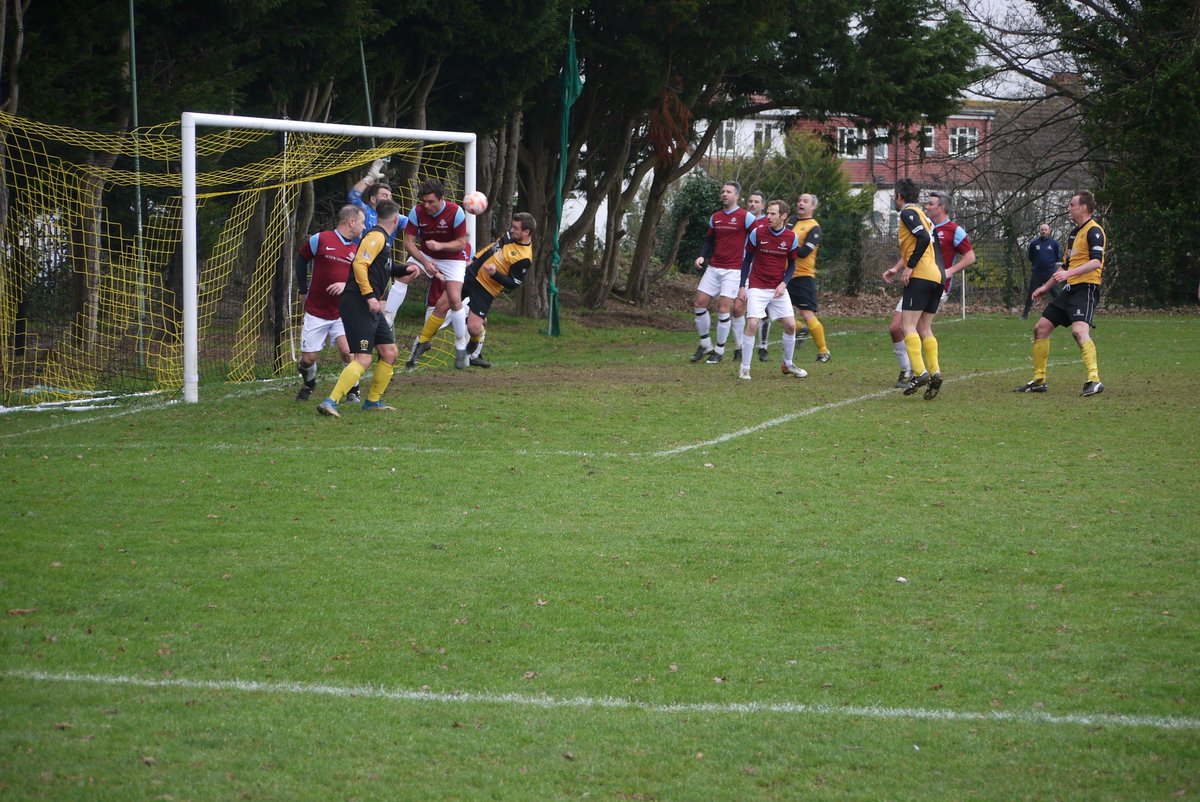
left=180, top=112, right=478, bottom=403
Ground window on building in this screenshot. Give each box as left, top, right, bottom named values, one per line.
left=923, top=126, right=936, bottom=153
left=872, top=128, right=888, bottom=160
left=839, top=127, right=887, bottom=159
left=715, top=120, right=738, bottom=154
left=754, top=121, right=774, bottom=150
left=948, top=126, right=979, bottom=158
left=838, top=127, right=865, bottom=159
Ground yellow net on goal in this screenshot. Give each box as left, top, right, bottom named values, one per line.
left=0, top=110, right=466, bottom=407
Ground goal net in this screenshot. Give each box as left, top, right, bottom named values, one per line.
left=0, top=109, right=475, bottom=409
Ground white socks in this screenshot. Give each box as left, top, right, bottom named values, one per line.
left=384, top=280, right=408, bottom=326
left=893, top=340, right=912, bottom=372
left=782, top=332, right=796, bottom=366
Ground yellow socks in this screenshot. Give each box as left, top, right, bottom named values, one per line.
left=418, top=313, right=445, bottom=343
left=808, top=317, right=828, bottom=354
left=921, top=335, right=940, bottom=375
left=1032, top=338, right=1050, bottom=382
left=330, top=360, right=365, bottom=403
left=367, top=361, right=394, bottom=402
left=1080, top=340, right=1099, bottom=382
left=904, top=332, right=926, bottom=375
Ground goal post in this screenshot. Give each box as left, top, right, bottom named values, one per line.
left=0, top=109, right=477, bottom=409
left=180, top=112, right=477, bottom=403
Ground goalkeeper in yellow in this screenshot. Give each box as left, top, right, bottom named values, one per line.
left=405, top=212, right=535, bottom=369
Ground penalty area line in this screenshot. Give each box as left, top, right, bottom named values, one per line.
left=4, top=669, right=1197, bottom=732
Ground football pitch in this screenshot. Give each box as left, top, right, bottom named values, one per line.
left=2, top=312, right=1197, bottom=800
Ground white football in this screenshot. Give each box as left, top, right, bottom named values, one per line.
left=463, top=190, right=488, bottom=215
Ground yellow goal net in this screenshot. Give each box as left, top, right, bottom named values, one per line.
left=0, top=110, right=473, bottom=408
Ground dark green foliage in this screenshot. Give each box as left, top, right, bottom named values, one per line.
left=830, top=2, right=986, bottom=129
left=1033, top=0, right=1200, bottom=304
left=655, top=173, right=721, bottom=273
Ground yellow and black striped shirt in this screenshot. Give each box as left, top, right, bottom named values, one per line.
left=898, top=203, right=944, bottom=283
left=1064, top=218, right=1105, bottom=287
left=790, top=217, right=821, bottom=278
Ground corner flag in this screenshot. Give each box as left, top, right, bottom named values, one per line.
left=548, top=14, right=582, bottom=336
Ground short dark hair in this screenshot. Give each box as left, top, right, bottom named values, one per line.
left=513, top=211, right=536, bottom=235
left=417, top=178, right=444, bottom=199
left=365, top=181, right=391, bottom=204
left=895, top=178, right=919, bottom=203
left=375, top=199, right=400, bottom=222
left=1073, top=190, right=1096, bottom=213
left=723, top=180, right=742, bottom=194
left=749, top=189, right=766, bottom=202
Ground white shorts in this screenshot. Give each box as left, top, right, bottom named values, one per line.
left=745, top=287, right=794, bottom=321
left=300, top=312, right=346, bottom=354
left=412, top=256, right=468, bottom=285
left=697, top=266, right=741, bottom=300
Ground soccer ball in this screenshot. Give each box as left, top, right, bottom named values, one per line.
left=463, top=190, right=488, bottom=215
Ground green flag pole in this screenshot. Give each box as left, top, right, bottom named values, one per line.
left=548, top=12, right=583, bottom=336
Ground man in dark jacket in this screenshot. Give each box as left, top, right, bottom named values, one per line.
left=1024, top=223, right=1061, bottom=319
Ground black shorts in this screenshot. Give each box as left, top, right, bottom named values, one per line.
left=901, top=277, right=943, bottom=314
left=341, top=298, right=395, bottom=354
left=786, top=275, right=819, bottom=312
left=1042, top=283, right=1100, bottom=328
left=464, top=277, right=496, bottom=319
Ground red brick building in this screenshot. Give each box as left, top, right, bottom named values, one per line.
left=793, top=103, right=996, bottom=189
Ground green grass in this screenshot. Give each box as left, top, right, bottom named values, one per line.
left=2, top=312, right=1198, bottom=800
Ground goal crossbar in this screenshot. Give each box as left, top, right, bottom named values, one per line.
left=180, top=111, right=477, bottom=403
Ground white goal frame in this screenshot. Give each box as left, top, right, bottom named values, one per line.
left=180, top=112, right=478, bottom=403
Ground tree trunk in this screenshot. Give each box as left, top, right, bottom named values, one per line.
left=624, top=166, right=673, bottom=305
left=515, top=122, right=553, bottom=318
left=621, top=124, right=718, bottom=305
left=660, top=216, right=689, bottom=281
left=388, top=58, right=442, bottom=194
left=493, top=105, right=522, bottom=239
left=582, top=180, right=625, bottom=307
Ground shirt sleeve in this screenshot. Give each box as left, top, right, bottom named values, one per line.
left=796, top=224, right=821, bottom=258
left=953, top=228, right=972, bottom=253
left=900, top=209, right=931, bottom=269
left=351, top=231, right=385, bottom=298
left=1086, top=227, right=1105, bottom=260
left=493, top=258, right=531, bottom=289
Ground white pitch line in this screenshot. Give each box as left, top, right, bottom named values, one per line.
left=4, top=669, right=1196, bottom=731
left=0, top=381, right=282, bottom=441
left=1, top=362, right=1065, bottom=457
left=646, top=363, right=1048, bottom=457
